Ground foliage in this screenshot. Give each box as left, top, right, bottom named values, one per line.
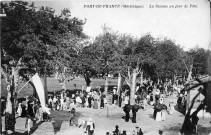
left=154, top=38, right=186, bottom=80
left=187, top=47, right=208, bottom=77
left=1, top=1, right=86, bottom=80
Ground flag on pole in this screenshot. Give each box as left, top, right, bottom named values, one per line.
left=32, top=73, right=51, bottom=114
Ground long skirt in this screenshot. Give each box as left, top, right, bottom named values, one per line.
left=93, top=100, right=98, bottom=109
left=85, top=100, right=89, bottom=107
left=156, top=111, right=162, bottom=122
left=169, top=106, right=175, bottom=115
left=161, top=110, right=166, bottom=121
left=100, top=99, right=104, bottom=108
left=17, top=104, right=22, bottom=116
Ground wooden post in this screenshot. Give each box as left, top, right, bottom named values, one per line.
left=27, top=118, right=31, bottom=135
left=44, top=72, right=48, bottom=104
left=104, top=76, right=109, bottom=96
left=107, top=106, right=108, bottom=118
left=0, top=49, right=2, bottom=135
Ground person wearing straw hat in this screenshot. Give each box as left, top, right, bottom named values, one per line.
left=86, top=118, right=95, bottom=135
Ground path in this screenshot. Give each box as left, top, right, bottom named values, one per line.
left=1, top=94, right=210, bottom=135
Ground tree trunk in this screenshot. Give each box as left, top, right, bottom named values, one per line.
left=44, top=72, right=48, bottom=103
left=104, top=76, right=109, bottom=96
left=60, top=81, right=67, bottom=90
left=5, top=73, right=16, bottom=132
left=84, top=73, right=91, bottom=87
left=130, top=69, right=138, bottom=105
left=0, top=50, right=2, bottom=134
left=140, top=71, right=143, bottom=86
left=186, top=64, right=193, bottom=83
left=206, top=81, right=211, bottom=113
left=117, top=72, right=125, bottom=97
left=12, top=67, right=19, bottom=116
left=57, top=72, right=67, bottom=90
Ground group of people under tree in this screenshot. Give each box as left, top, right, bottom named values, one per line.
left=1, top=74, right=210, bottom=135
left=47, top=88, right=108, bottom=111
left=122, top=77, right=185, bottom=124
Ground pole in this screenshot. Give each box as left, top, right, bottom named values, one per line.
left=17, top=78, right=32, bottom=93
left=44, top=43, right=48, bottom=104
left=0, top=74, right=2, bottom=135
left=0, top=10, right=7, bottom=135
left=107, top=106, right=108, bottom=118
left=0, top=46, right=2, bottom=135
left=44, top=64, right=48, bottom=104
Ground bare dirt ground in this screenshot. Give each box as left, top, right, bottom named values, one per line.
left=2, top=93, right=211, bottom=135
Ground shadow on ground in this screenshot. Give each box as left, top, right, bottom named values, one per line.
left=160, top=124, right=211, bottom=135
left=174, top=104, right=186, bottom=115
left=51, top=110, right=82, bottom=134
left=2, top=121, right=44, bottom=135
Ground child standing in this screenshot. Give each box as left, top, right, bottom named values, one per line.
left=86, top=118, right=95, bottom=135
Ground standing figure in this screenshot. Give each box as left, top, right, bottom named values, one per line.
left=69, top=108, right=75, bottom=126
left=123, top=104, right=131, bottom=122
left=161, top=109, right=166, bottom=121
left=86, top=118, right=95, bottom=135
left=132, top=105, right=139, bottom=123
left=38, top=105, right=43, bottom=122
left=149, top=93, right=154, bottom=106
left=113, top=90, right=118, bottom=105
left=100, top=95, right=105, bottom=109
left=52, top=96, right=57, bottom=110
left=168, top=102, right=175, bottom=115
left=48, top=97, right=53, bottom=108
left=88, top=95, right=93, bottom=108
left=143, top=97, right=147, bottom=111
left=25, top=100, right=34, bottom=135
left=17, top=102, right=22, bottom=116
left=119, top=93, right=123, bottom=107
left=177, top=94, right=183, bottom=109
left=124, top=95, right=129, bottom=105
left=60, top=96, right=64, bottom=110
left=93, top=99, right=98, bottom=109
left=137, top=128, right=144, bottom=135
left=113, top=125, right=120, bottom=135
left=155, top=103, right=162, bottom=122
left=104, top=96, right=108, bottom=109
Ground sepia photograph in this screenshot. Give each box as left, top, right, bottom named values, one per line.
left=0, top=0, right=211, bottom=135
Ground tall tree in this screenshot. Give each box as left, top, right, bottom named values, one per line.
left=187, top=47, right=208, bottom=77
left=120, top=34, right=156, bottom=105
left=1, top=1, right=86, bottom=132
left=90, top=27, right=119, bottom=95
left=154, top=38, right=186, bottom=83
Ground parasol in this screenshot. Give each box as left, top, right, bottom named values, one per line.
left=160, top=104, right=167, bottom=110
left=155, top=103, right=162, bottom=111
left=132, top=104, right=140, bottom=112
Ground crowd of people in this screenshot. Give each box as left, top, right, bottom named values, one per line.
left=105, top=125, right=144, bottom=135
left=47, top=89, right=108, bottom=111
left=1, top=77, right=189, bottom=135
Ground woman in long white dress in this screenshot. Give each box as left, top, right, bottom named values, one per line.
left=161, top=109, right=166, bottom=121
left=156, top=110, right=162, bottom=122
left=168, top=102, right=175, bottom=115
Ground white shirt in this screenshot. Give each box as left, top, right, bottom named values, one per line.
left=60, top=98, right=64, bottom=104
left=87, top=121, right=94, bottom=130
left=76, top=96, right=82, bottom=103
left=53, top=97, right=57, bottom=103
left=48, top=98, right=53, bottom=104
left=124, top=96, right=129, bottom=104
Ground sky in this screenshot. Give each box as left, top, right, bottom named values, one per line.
left=30, top=0, right=210, bottom=50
